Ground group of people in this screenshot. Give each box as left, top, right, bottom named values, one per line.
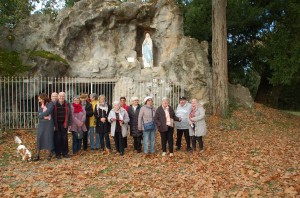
left=34, top=92, right=207, bottom=160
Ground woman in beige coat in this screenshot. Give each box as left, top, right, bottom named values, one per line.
left=189, top=99, right=206, bottom=153
left=108, top=101, right=129, bottom=156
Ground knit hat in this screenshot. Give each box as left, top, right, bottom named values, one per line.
left=143, top=96, right=153, bottom=104
left=131, top=96, right=139, bottom=102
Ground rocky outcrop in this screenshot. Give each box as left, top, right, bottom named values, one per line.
left=229, top=84, right=254, bottom=108
left=0, top=0, right=212, bottom=102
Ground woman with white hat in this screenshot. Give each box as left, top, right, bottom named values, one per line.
left=138, top=96, right=156, bottom=156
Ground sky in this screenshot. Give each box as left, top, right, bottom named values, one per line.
left=32, top=0, right=65, bottom=13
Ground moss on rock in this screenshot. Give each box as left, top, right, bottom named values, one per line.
left=29, top=50, right=68, bottom=64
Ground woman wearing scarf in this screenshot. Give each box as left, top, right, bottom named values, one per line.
left=189, top=99, right=206, bottom=155
left=94, top=95, right=112, bottom=153
left=70, top=95, right=87, bottom=155
left=108, top=101, right=129, bottom=156
left=154, top=97, right=181, bottom=157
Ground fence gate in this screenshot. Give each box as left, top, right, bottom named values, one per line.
left=0, top=77, right=184, bottom=129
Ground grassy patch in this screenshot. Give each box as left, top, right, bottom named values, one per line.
left=0, top=152, right=11, bottom=167
left=285, top=111, right=300, bottom=116
left=29, top=50, right=68, bottom=64
left=219, top=118, right=241, bottom=131
left=86, top=186, right=103, bottom=197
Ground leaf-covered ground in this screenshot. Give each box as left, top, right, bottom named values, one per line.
left=0, top=104, right=299, bottom=197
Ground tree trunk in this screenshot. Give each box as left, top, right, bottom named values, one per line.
left=212, top=0, right=228, bottom=117
left=255, top=74, right=271, bottom=104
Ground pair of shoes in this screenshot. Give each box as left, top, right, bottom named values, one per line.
left=33, top=155, right=40, bottom=161
left=162, top=152, right=166, bottom=156
left=63, top=154, right=70, bottom=158
left=169, top=153, right=174, bottom=157
left=137, top=150, right=141, bottom=153
left=120, top=152, right=124, bottom=156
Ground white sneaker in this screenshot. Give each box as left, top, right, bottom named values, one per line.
left=169, top=153, right=174, bottom=157
left=162, top=152, right=166, bottom=156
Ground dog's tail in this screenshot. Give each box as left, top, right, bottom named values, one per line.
left=14, top=136, right=22, bottom=145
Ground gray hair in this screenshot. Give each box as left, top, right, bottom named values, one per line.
left=98, top=95, right=106, bottom=100
left=112, top=100, right=120, bottom=106
left=131, top=96, right=139, bottom=103
left=73, top=95, right=80, bottom=100
left=162, top=97, right=169, bottom=102
left=89, top=93, right=98, bottom=100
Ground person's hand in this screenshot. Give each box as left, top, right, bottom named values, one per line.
left=110, top=118, right=116, bottom=122
left=119, top=120, right=123, bottom=126
left=100, top=118, right=106, bottom=123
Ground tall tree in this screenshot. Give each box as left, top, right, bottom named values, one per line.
left=0, top=0, right=37, bottom=28
left=212, top=0, right=228, bottom=117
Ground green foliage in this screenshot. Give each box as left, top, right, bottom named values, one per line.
left=0, top=48, right=30, bottom=76
left=259, top=1, right=300, bottom=86
left=65, top=0, right=80, bottom=8
left=29, top=50, right=68, bottom=64
left=0, top=0, right=37, bottom=28
left=184, top=0, right=300, bottom=109
left=184, top=0, right=211, bottom=42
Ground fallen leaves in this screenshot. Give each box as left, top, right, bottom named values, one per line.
left=0, top=103, right=299, bottom=197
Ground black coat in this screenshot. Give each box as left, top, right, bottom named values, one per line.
left=154, top=105, right=180, bottom=132
left=94, top=104, right=112, bottom=133
left=128, top=104, right=142, bottom=137
left=83, top=101, right=93, bottom=130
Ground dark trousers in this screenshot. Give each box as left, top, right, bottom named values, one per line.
left=54, top=123, right=69, bottom=156
left=51, top=132, right=56, bottom=154
left=133, top=136, right=142, bottom=152
left=72, top=132, right=82, bottom=154
left=176, top=129, right=191, bottom=150
left=191, top=136, right=203, bottom=150
left=114, top=132, right=124, bottom=154
left=160, top=127, right=174, bottom=153
left=82, top=131, right=88, bottom=150
left=99, top=132, right=111, bottom=150
left=124, top=136, right=128, bottom=148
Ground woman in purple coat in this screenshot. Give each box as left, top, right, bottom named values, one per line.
left=70, top=95, right=87, bottom=155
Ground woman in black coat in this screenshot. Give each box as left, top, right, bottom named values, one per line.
left=128, top=97, right=142, bottom=153
left=94, top=95, right=112, bottom=153
left=155, top=97, right=181, bottom=157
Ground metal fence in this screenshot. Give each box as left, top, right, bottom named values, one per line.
left=0, top=77, right=184, bottom=129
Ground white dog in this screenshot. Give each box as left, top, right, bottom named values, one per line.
left=15, top=136, right=32, bottom=161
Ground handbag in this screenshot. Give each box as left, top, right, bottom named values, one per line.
left=143, top=121, right=155, bottom=131
left=77, top=129, right=84, bottom=139
left=142, top=108, right=156, bottom=131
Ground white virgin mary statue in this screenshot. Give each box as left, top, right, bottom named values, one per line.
left=142, top=33, right=153, bottom=68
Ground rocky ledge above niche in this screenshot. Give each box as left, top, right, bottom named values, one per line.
left=0, top=0, right=212, bottom=102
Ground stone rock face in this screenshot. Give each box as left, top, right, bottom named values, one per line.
left=0, top=0, right=212, bottom=102
left=228, top=84, right=254, bottom=108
